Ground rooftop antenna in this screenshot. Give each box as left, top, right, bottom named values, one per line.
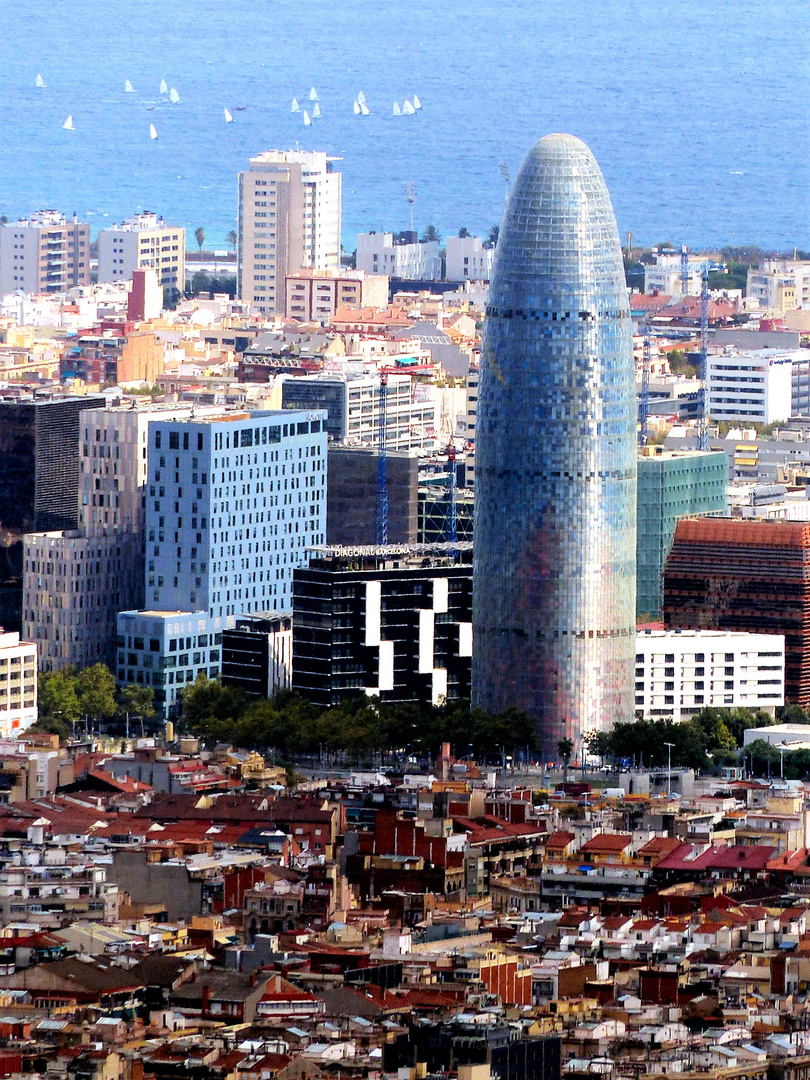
left=499, top=162, right=510, bottom=208
left=402, top=182, right=417, bottom=233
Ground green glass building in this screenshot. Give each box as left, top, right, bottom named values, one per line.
left=637, top=448, right=728, bottom=620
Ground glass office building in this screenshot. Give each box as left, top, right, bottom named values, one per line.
left=472, top=133, right=637, bottom=759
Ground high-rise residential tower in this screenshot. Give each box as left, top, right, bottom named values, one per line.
left=472, top=133, right=636, bottom=759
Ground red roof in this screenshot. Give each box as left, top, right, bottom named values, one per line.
left=580, top=833, right=632, bottom=854
left=546, top=830, right=576, bottom=850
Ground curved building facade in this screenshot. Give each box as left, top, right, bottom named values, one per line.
left=472, top=133, right=636, bottom=759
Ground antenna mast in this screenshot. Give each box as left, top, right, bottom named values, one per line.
left=402, top=182, right=417, bottom=233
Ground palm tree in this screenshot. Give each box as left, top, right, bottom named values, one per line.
left=194, top=226, right=205, bottom=254
left=458, top=227, right=471, bottom=238
left=488, top=225, right=500, bottom=247
left=557, top=737, right=574, bottom=786
left=226, top=229, right=238, bottom=255
left=421, top=224, right=441, bottom=244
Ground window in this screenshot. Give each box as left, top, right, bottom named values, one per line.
left=169, top=431, right=179, bottom=450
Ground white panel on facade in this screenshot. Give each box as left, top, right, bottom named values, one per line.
left=458, top=621, right=473, bottom=657
left=378, top=640, right=395, bottom=692
left=418, top=608, right=434, bottom=674
left=365, top=581, right=381, bottom=646
left=432, top=577, right=449, bottom=613
left=432, top=667, right=448, bottom=706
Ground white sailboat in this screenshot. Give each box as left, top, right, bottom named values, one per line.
left=169, top=87, right=180, bottom=103
left=35, top=73, right=45, bottom=88
left=353, top=100, right=360, bottom=115
left=291, top=97, right=300, bottom=112
left=303, top=109, right=311, bottom=126
left=360, top=102, right=370, bottom=115
left=224, top=108, right=233, bottom=123
left=62, top=115, right=74, bottom=130
left=149, top=123, right=158, bottom=140
left=125, top=79, right=135, bottom=93
left=413, top=94, right=422, bottom=110
left=159, top=79, right=168, bottom=94
left=357, top=91, right=366, bottom=104
left=309, top=87, right=318, bottom=101
left=393, top=102, right=401, bottom=116
left=402, top=99, right=415, bottom=115
left=312, top=102, right=322, bottom=119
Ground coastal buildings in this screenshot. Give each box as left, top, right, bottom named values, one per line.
left=664, top=518, right=810, bottom=706
left=707, top=349, right=794, bottom=424
left=96, top=213, right=185, bottom=292
left=0, top=630, right=37, bottom=738
left=643, top=249, right=708, bottom=296
left=238, top=150, right=342, bottom=315
left=747, top=258, right=810, bottom=313
left=0, top=211, right=90, bottom=296
left=472, top=134, right=637, bottom=758
left=634, top=628, right=785, bottom=721
left=445, top=236, right=495, bottom=283
left=356, top=232, right=441, bottom=281
left=636, top=447, right=728, bottom=620
left=284, top=268, right=388, bottom=322
left=292, top=544, right=472, bottom=709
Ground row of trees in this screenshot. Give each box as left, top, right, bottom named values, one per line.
left=34, top=665, right=155, bottom=741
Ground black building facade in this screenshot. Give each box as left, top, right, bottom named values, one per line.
left=327, top=446, right=418, bottom=546
left=221, top=611, right=292, bottom=698
left=292, top=545, right=472, bottom=709
left=384, top=1020, right=561, bottom=1080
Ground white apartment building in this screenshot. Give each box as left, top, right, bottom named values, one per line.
left=707, top=349, right=794, bottom=424
left=356, top=233, right=441, bottom=281
left=643, top=250, right=707, bottom=296
left=747, top=259, right=810, bottom=313
left=118, top=409, right=327, bottom=715
left=0, top=211, right=90, bottom=296
left=445, top=236, right=495, bottom=283
left=0, top=632, right=37, bottom=739
left=635, top=630, right=785, bottom=722
left=238, top=150, right=342, bottom=315
left=281, top=372, right=438, bottom=451
left=97, top=213, right=184, bottom=292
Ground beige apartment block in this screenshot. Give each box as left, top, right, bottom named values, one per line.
left=0, top=211, right=90, bottom=296
left=97, top=212, right=185, bottom=292
left=285, top=268, right=388, bottom=322
left=0, top=631, right=37, bottom=738
left=238, top=150, right=342, bottom=315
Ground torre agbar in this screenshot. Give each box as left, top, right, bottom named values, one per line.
left=472, top=133, right=637, bottom=759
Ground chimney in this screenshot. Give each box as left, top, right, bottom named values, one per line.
left=202, top=984, right=211, bottom=1013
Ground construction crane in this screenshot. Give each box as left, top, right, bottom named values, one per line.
left=697, top=265, right=710, bottom=451
left=680, top=245, right=689, bottom=296
left=375, top=372, right=389, bottom=545
left=639, top=324, right=651, bottom=446
left=445, top=441, right=458, bottom=544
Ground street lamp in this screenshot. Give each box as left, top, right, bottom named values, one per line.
left=664, top=742, right=675, bottom=797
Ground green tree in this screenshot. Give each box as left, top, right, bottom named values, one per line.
left=557, top=737, right=574, bottom=784
left=487, top=225, right=499, bottom=247
left=194, top=227, right=205, bottom=253
left=118, top=684, right=156, bottom=725
left=27, top=715, right=73, bottom=742
left=458, top=227, right=471, bottom=238
left=38, top=669, right=80, bottom=729
left=76, top=664, right=117, bottom=723
left=226, top=229, right=238, bottom=253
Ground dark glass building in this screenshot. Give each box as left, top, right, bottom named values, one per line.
left=472, top=133, right=636, bottom=758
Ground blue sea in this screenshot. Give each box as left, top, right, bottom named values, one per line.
left=0, top=0, right=807, bottom=252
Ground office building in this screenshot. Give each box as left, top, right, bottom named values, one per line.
left=445, top=236, right=495, bottom=283
left=636, top=447, right=728, bottom=620
left=281, top=372, right=437, bottom=451
left=293, top=544, right=472, bottom=710
left=634, top=629, right=784, bottom=722
left=0, top=211, right=90, bottom=296
left=327, top=447, right=418, bottom=545
left=0, top=631, right=37, bottom=739
left=221, top=611, right=292, bottom=698
left=472, top=134, right=637, bottom=759
left=97, top=213, right=185, bottom=292
left=707, top=349, right=794, bottom=424
left=118, top=408, right=327, bottom=714
left=238, top=150, right=342, bottom=315
left=747, top=259, right=810, bottom=313
left=664, top=518, right=810, bottom=706
left=356, top=232, right=441, bottom=281
left=284, top=269, right=388, bottom=322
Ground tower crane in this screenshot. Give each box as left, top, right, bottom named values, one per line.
left=697, top=266, right=710, bottom=451
left=639, top=323, right=651, bottom=446
left=445, top=441, right=458, bottom=545
left=680, top=245, right=689, bottom=296
left=375, top=371, right=389, bottom=544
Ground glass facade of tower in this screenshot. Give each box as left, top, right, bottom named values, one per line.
left=472, top=134, right=637, bottom=759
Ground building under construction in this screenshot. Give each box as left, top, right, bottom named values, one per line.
left=663, top=518, right=810, bottom=705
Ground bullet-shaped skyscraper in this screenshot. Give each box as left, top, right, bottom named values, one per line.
left=472, top=133, right=636, bottom=759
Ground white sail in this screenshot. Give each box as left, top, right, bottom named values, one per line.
left=309, top=87, right=318, bottom=101
left=360, top=102, right=370, bottom=115
left=62, top=115, right=74, bottom=130
left=357, top=91, right=366, bottom=104
left=393, top=102, right=401, bottom=116
left=224, top=108, right=233, bottom=123
left=169, top=87, right=180, bottom=103
left=303, top=110, right=311, bottom=126
left=312, top=102, right=322, bottom=118
left=125, top=80, right=135, bottom=93
left=353, top=100, right=360, bottom=114
left=291, top=97, right=300, bottom=112
left=402, top=99, right=415, bottom=115
left=413, top=94, right=422, bottom=109
left=35, top=73, right=45, bottom=88
left=159, top=79, right=168, bottom=94
left=150, top=124, right=158, bottom=140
